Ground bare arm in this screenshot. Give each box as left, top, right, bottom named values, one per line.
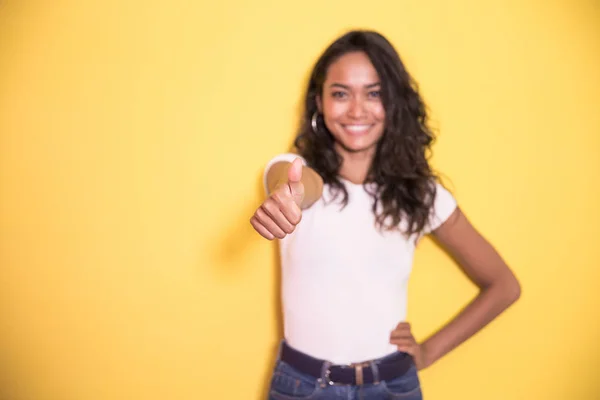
left=391, top=207, right=521, bottom=369
left=422, top=207, right=521, bottom=367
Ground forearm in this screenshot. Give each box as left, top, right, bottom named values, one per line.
left=421, top=276, right=520, bottom=368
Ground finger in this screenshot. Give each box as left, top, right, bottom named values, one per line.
left=390, top=331, right=416, bottom=341
left=288, top=158, right=303, bottom=183
left=395, top=344, right=416, bottom=356
left=390, top=338, right=416, bottom=347
left=391, top=339, right=417, bottom=353
left=288, top=181, right=304, bottom=207
left=287, top=159, right=305, bottom=205
left=273, top=194, right=302, bottom=226
left=390, top=326, right=414, bottom=338
left=254, top=207, right=287, bottom=239
left=250, top=217, right=275, bottom=240
left=262, top=201, right=296, bottom=234
left=394, top=322, right=411, bottom=330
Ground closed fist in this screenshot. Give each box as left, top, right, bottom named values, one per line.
left=250, top=158, right=305, bottom=240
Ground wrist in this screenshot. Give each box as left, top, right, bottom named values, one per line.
left=419, top=341, right=435, bottom=369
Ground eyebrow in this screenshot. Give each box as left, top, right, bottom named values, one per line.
left=329, top=82, right=381, bottom=90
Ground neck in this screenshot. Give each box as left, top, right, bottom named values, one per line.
left=335, top=144, right=376, bottom=185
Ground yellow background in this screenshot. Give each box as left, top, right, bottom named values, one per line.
left=1, top=1, right=599, bottom=399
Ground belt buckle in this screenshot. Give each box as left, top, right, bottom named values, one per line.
left=323, top=367, right=339, bottom=386
left=323, top=366, right=349, bottom=386
left=322, top=361, right=372, bottom=387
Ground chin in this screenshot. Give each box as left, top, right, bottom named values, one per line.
left=338, top=137, right=379, bottom=154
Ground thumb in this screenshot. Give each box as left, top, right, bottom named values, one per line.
left=287, top=158, right=304, bottom=205
left=287, top=158, right=303, bottom=183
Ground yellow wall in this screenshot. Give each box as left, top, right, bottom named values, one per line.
left=1, top=1, right=599, bottom=399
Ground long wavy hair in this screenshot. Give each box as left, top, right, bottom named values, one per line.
left=294, top=30, right=441, bottom=236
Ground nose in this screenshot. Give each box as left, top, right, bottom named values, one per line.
left=347, top=97, right=367, bottom=119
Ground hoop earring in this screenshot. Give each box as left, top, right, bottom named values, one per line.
left=311, top=112, right=320, bottom=133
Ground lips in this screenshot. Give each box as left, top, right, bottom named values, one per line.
left=342, top=124, right=373, bottom=136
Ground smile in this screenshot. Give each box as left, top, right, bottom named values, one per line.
left=342, top=124, right=373, bottom=135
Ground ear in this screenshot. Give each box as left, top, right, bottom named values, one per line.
left=316, top=95, right=323, bottom=113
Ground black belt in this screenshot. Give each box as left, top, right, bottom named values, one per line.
left=280, top=341, right=414, bottom=386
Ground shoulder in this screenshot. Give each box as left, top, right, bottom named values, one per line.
left=423, top=180, right=458, bottom=234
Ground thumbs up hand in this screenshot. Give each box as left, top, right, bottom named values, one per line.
left=250, top=158, right=305, bottom=240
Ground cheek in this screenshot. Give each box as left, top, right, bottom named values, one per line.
left=371, top=103, right=385, bottom=122
left=323, top=100, right=347, bottom=121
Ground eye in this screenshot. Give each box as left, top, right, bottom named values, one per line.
left=368, top=90, right=381, bottom=99
left=331, top=91, right=347, bottom=99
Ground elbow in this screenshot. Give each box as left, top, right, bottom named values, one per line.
left=483, top=273, right=521, bottom=307
left=509, top=278, right=521, bottom=304
left=502, top=273, right=522, bottom=306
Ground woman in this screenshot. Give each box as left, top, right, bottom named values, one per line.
left=250, top=30, right=521, bottom=400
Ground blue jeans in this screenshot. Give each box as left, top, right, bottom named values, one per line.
left=267, top=348, right=423, bottom=400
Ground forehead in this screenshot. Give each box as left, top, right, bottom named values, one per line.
left=324, top=51, right=380, bottom=86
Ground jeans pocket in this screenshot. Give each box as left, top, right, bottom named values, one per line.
left=380, top=365, right=422, bottom=399
left=269, top=361, right=322, bottom=400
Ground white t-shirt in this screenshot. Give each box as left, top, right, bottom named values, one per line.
left=264, top=153, right=457, bottom=365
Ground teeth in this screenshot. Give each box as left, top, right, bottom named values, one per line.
left=344, top=125, right=370, bottom=132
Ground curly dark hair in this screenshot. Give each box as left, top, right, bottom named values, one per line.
left=294, top=30, right=442, bottom=236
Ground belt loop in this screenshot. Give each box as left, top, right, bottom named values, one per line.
left=355, top=364, right=364, bottom=385
left=369, top=361, right=380, bottom=384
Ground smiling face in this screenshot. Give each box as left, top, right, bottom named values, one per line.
left=317, top=51, right=386, bottom=158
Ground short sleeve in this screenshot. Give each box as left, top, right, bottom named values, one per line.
left=423, top=182, right=457, bottom=235
left=262, top=153, right=307, bottom=194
